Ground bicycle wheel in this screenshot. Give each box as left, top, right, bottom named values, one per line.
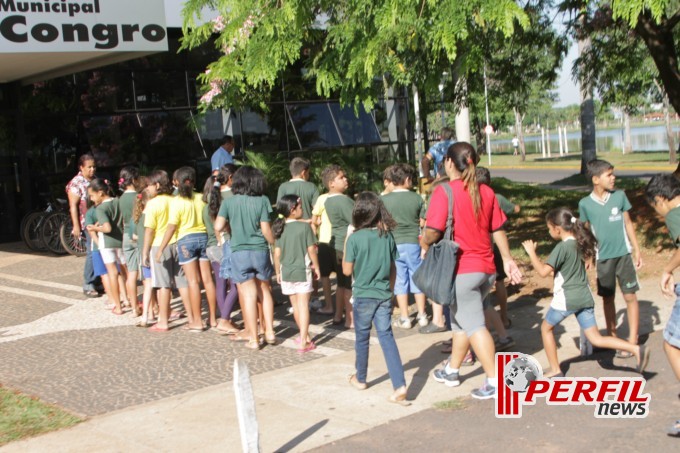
left=22, top=212, right=48, bottom=251
left=41, top=212, right=69, bottom=255
left=19, top=210, right=38, bottom=245
left=59, top=218, right=87, bottom=257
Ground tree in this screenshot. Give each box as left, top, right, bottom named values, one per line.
left=574, top=19, right=655, bottom=154
left=473, top=3, right=567, bottom=161
left=181, top=1, right=528, bottom=114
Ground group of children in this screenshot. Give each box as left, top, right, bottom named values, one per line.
left=81, top=150, right=678, bottom=412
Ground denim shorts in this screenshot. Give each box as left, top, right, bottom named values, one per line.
left=230, top=249, right=273, bottom=284
left=664, top=285, right=680, bottom=349
left=177, top=233, right=208, bottom=265
left=545, top=306, right=597, bottom=330
left=394, top=243, right=422, bottom=295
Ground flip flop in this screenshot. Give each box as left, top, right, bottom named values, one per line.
left=388, top=392, right=411, bottom=406
left=616, top=350, right=634, bottom=359
left=215, top=327, right=241, bottom=336
left=297, top=342, right=316, bottom=354
left=668, top=420, right=680, bottom=437
left=349, top=374, right=367, bottom=390
left=111, top=308, right=124, bottom=316
left=316, top=309, right=334, bottom=316
left=168, top=311, right=186, bottom=322
left=229, top=333, right=251, bottom=342
left=148, top=324, right=168, bottom=332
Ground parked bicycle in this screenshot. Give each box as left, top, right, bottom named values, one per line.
left=20, top=194, right=86, bottom=256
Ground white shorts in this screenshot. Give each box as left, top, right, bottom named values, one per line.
left=100, top=248, right=126, bottom=265
left=281, top=280, right=313, bottom=296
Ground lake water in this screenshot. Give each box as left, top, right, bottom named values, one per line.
left=491, top=125, right=680, bottom=154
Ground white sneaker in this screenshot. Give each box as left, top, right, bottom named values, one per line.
left=416, top=313, right=429, bottom=327
left=288, top=306, right=294, bottom=314
left=393, top=317, right=412, bottom=329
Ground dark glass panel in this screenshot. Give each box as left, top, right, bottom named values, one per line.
left=329, top=103, right=382, bottom=145
left=286, top=103, right=341, bottom=148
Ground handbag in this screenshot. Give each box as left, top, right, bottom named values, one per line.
left=412, top=183, right=459, bottom=306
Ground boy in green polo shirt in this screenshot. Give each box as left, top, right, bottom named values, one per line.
left=382, top=163, right=428, bottom=329
left=277, top=157, right=319, bottom=222
left=321, top=164, right=354, bottom=328
left=645, top=173, right=680, bottom=436
left=578, top=159, right=641, bottom=356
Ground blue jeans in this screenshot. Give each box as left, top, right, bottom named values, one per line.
left=353, top=297, right=406, bottom=389
left=83, top=234, right=96, bottom=291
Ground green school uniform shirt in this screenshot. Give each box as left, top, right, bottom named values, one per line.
left=119, top=190, right=137, bottom=239
left=325, top=193, right=354, bottom=252
left=275, top=220, right=317, bottom=282
left=84, top=206, right=99, bottom=252
left=96, top=198, right=124, bottom=249
left=220, top=188, right=234, bottom=241
left=578, top=190, right=632, bottom=261
left=276, top=179, right=319, bottom=220
left=665, top=206, right=680, bottom=248
left=203, top=204, right=217, bottom=248
left=546, top=238, right=594, bottom=311
left=217, top=194, right=272, bottom=252
left=381, top=189, right=426, bottom=245
left=345, top=229, right=399, bottom=300
left=135, top=212, right=146, bottom=254
left=495, top=193, right=515, bottom=216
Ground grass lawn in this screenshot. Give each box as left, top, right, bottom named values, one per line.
left=488, top=150, right=676, bottom=171
left=0, top=386, right=82, bottom=446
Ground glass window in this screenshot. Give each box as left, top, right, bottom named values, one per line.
left=329, top=103, right=382, bottom=145
left=133, top=71, right=189, bottom=109
left=241, top=106, right=288, bottom=153
left=286, top=103, right=341, bottom=148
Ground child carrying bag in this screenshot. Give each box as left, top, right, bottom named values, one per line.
left=412, top=183, right=459, bottom=306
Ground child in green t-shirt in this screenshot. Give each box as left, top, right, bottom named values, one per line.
left=578, top=159, right=641, bottom=356
left=645, top=174, right=680, bottom=436
left=381, top=163, right=428, bottom=329
left=273, top=195, right=321, bottom=354
left=276, top=157, right=319, bottom=222
left=320, top=164, right=354, bottom=328
left=343, top=191, right=409, bottom=406
left=523, top=207, right=648, bottom=378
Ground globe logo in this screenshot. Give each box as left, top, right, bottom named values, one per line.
left=504, top=355, right=543, bottom=393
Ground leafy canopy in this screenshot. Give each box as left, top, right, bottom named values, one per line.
left=181, top=0, right=529, bottom=111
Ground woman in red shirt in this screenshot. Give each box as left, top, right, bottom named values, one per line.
left=421, top=142, right=522, bottom=399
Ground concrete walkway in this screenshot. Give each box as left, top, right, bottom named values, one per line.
left=3, top=271, right=674, bottom=452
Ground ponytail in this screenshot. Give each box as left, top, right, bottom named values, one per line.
left=174, top=166, right=195, bottom=199
left=209, top=164, right=237, bottom=220
left=89, top=177, right=115, bottom=197
left=273, top=195, right=299, bottom=239
left=546, top=207, right=597, bottom=262
left=118, top=166, right=139, bottom=192
left=446, top=142, right=481, bottom=216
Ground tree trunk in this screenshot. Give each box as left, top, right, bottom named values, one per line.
left=623, top=111, right=632, bottom=154
left=578, top=33, right=597, bottom=174
left=664, top=93, right=677, bottom=164
left=514, top=107, right=526, bottom=162
left=635, top=12, right=680, bottom=118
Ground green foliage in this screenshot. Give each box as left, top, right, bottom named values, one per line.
left=610, top=0, right=673, bottom=26
left=181, top=0, right=529, bottom=111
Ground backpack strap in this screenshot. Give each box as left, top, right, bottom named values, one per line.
left=441, top=183, right=455, bottom=240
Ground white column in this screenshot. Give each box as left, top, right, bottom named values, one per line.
left=541, top=128, right=546, bottom=158
left=563, top=126, right=569, bottom=154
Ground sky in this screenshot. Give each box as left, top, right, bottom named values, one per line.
left=554, top=41, right=580, bottom=107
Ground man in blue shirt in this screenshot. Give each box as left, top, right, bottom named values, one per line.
left=211, top=135, right=235, bottom=174
left=421, top=127, right=455, bottom=182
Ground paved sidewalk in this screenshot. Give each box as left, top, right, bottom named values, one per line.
left=2, top=248, right=676, bottom=452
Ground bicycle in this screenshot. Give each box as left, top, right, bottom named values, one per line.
left=20, top=195, right=85, bottom=256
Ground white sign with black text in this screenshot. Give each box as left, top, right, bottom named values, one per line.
left=0, top=0, right=168, bottom=52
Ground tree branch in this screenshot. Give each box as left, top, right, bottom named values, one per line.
left=666, top=11, right=680, bottom=31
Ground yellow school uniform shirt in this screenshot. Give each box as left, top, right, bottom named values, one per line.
left=168, top=192, right=207, bottom=240
left=312, top=193, right=332, bottom=244
left=144, top=194, right=176, bottom=247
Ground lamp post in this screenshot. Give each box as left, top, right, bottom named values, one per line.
left=483, top=64, right=492, bottom=166
left=438, top=82, right=445, bottom=130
